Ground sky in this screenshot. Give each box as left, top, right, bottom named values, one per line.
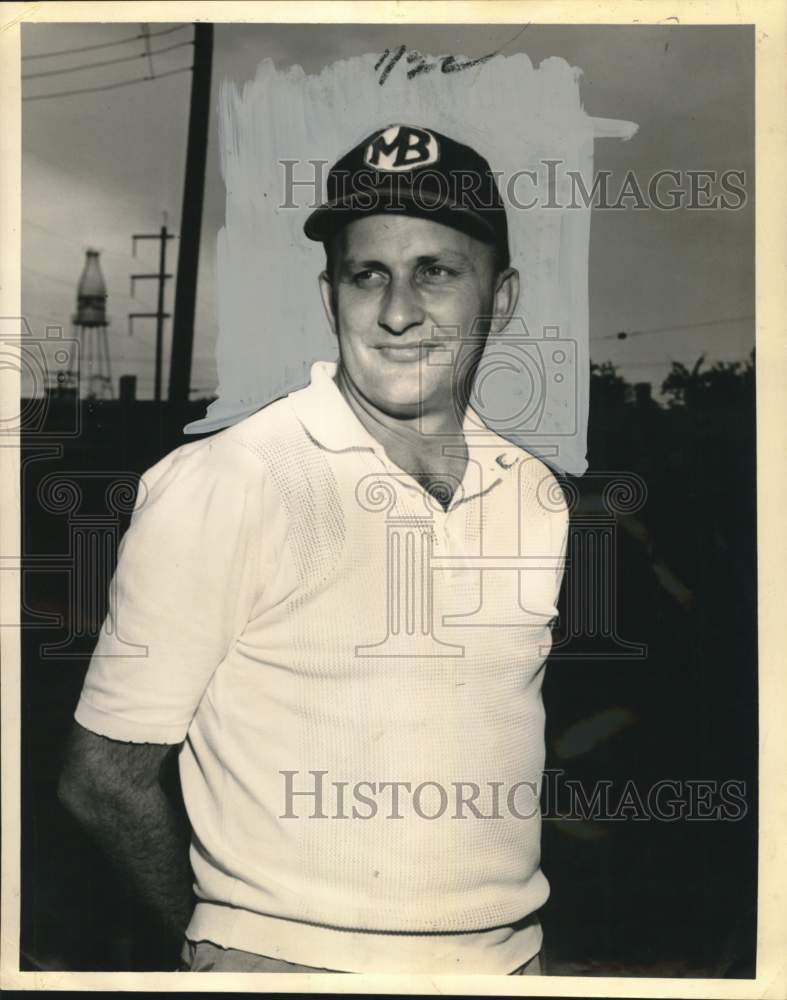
left=21, top=22, right=754, bottom=400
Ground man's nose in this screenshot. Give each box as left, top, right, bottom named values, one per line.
left=378, top=278, right=425, bottom=336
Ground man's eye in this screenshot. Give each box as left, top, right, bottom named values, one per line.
left=422, top=265, right=456, bottom=281
left=354, top=270, right=385, bottom=287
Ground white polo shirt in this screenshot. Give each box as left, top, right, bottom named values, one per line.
left=75, top=360, right=569, bottom=973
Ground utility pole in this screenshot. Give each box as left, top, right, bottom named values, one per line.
left=129, top=224, right=174, bottom=402
left=168, top=23, right=214, bottom=406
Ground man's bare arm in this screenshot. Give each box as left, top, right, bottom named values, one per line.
left=58, top=722, right=195, bottom=941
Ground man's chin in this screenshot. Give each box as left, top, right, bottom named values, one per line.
left=372, top=393, right=427, bottom=420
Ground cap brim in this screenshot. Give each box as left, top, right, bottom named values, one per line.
left=303, top=190, right=498, bottom=246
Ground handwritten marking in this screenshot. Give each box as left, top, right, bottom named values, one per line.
left=376, top=45, right=496, bottom=86
left=378, top=44, right=406, bottom=86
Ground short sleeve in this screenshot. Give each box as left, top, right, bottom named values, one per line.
left=550, top=489, right=570, bottom=608
left=74, top=435, right=273, bottom=744
left=517, top=453, right=571, bottom=616
left=541, top=470, right=570, bottom=607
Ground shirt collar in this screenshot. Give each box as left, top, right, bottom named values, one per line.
left=288, top=360, right=522, bottom=476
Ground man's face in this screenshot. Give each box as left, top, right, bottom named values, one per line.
left=319, top=214, right=518, bottom=421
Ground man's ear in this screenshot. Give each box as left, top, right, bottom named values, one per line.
left=318, top=271, right=337, bottom=338
left=490, top=267, right=520, bottom=335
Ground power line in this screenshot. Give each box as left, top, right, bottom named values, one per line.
left=22, top=24, right=186, bottom=61
left=25, top=220, right=145, bottom=263
left=24, top=218, right=87, bottom=249
left=23, top=265, right=158, bottom=310
left=24, top=219, right=151, bottom=264
left=140, top=23, right=156, bottom=79
left=22, top=66, right=192, bottom=103
left=605, top=359, right=751, bottom=369
left=22, top=41, right=192, bottom=81
left=22, top=265, right=74, bottom=289
left=23, top=220, right=217, bottom=313
left=592, top=314, right=754, bottom=341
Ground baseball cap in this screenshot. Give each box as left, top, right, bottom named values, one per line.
left=303, top=124, right=510, bottom=269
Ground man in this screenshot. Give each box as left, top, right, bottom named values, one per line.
left=59, top=124, right=569, bottom=975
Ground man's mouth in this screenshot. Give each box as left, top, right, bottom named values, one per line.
left=375, top=343, right=430, bottom=363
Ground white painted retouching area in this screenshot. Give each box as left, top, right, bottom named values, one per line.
left=189, top=51, right=637, bottom=475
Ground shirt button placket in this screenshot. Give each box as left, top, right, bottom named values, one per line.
left=441, top=510, right=460, bottom=579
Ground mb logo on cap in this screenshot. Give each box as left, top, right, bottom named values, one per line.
left=363, top=125, right=440, bottom=172
left=304, top=122, right=510, bottom=271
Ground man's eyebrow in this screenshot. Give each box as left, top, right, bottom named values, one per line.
left=415, top=251, right=472, bottom=267
left=340, top=251, right=473, bottom=272
left=339, top=258, right=388, bottom=274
